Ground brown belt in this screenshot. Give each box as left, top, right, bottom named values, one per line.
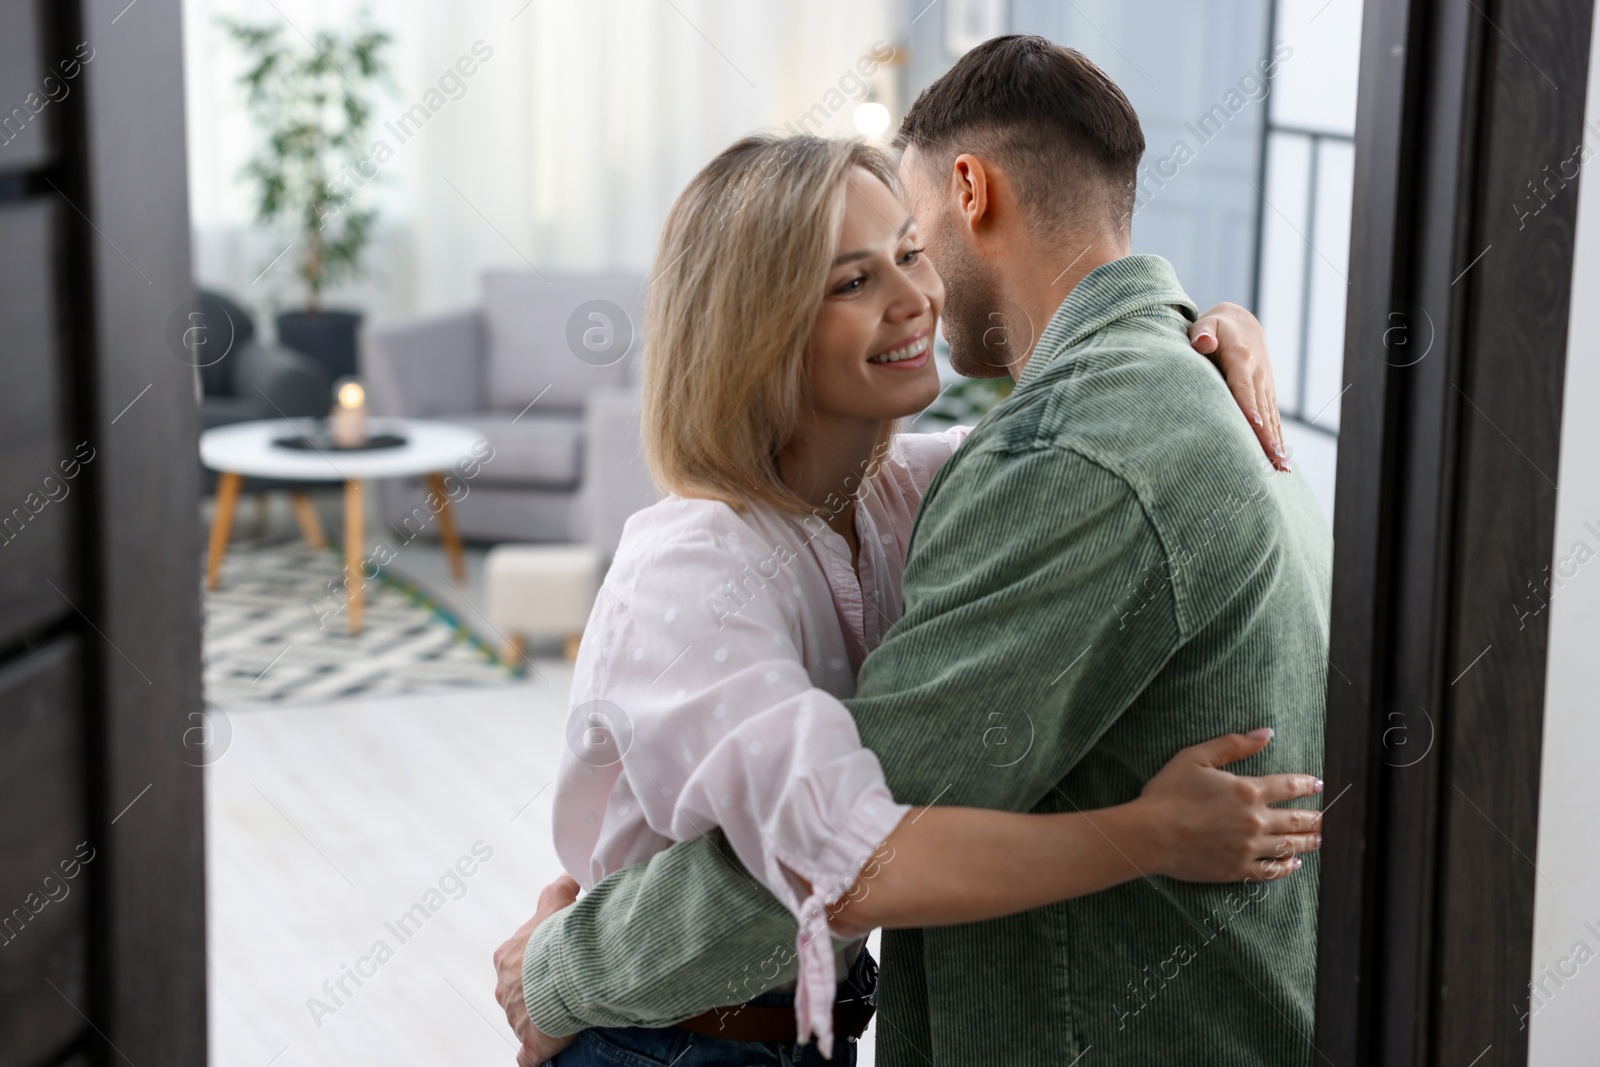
left=676, top=996, right=876, bottom=1045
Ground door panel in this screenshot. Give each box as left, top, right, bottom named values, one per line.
left=0, top=0, right=52, bottom=172
left=0, top=199, right=75, bottom=650
left=0, top=639, right=89, bottom=1067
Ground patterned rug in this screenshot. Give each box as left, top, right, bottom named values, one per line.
left=203, top=538, right=514, bottom=705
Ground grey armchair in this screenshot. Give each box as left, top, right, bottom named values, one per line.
left=361, top=271, right=659, bottom=558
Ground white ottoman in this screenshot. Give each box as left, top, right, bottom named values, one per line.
left=485, top=544, right=602, bottom=665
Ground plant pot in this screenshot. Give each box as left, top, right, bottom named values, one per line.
left=276, top=308, right=363, bottom=383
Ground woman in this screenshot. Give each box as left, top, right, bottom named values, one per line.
left=547, top=135, right=1319, bottom=1065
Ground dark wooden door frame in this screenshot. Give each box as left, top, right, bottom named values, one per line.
left=54, top=0, right=207, bottom=1063
left=1316, top=0, right=1592, bottom=1064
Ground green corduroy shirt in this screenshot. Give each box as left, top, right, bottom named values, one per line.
left=523, top=254, right=1332, bottom=1066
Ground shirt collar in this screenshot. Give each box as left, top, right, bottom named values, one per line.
left=1015, top=254, right=1198, bottom=390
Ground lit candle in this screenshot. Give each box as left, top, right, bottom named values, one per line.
left=330, top=379, right=368, bottom=447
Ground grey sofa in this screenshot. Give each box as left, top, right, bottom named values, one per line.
left=198, top=288, right=332, bottom=432
left=361, top=271, right=660, bottom=558
left=196, top=288, right=333, bottom=495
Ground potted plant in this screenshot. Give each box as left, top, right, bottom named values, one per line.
left=221, top=14, right=391, bottom=382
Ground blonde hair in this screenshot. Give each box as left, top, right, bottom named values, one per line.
left=642, top=134, right=901, bottom=515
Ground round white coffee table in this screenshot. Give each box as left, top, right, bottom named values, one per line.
left=200, top=418, right=487, bottom=634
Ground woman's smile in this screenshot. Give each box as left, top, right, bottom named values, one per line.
left=867, top=329, right=932, bottom=368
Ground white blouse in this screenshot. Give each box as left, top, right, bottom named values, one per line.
left=552, top=426, right=970, bottom=1056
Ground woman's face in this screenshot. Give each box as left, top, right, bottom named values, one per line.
left=807, top=168, right=945, bottom=423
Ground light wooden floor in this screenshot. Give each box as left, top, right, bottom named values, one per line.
left=206, top=671, right=881, bottom=1066
left=206, top=673, right=576, bottom=1067
left=205, top=512, right=879, bottom=1065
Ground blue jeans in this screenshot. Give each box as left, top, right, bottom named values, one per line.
left=551, top=949, right=874, bottom=1066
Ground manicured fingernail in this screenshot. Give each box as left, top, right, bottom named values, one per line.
left=1274, top=442, right=1286, bottom=457
left=1248, top=727, right=1274, bottom=740
left=1313, top=779, right=1324, bottom=793
left=1315, top=834, right=1323, bottom=847
left=1250, top=410, right=1264, bottom=427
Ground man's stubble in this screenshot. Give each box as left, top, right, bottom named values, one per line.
left=931, top=230, right=1035, bottom=381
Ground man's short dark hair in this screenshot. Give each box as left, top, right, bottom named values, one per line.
left=896, top=35, right=1145, bottom=234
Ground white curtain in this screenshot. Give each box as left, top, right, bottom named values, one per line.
left=183, top=0, right=897, bottom=329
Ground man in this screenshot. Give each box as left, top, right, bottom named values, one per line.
left=496, top=35, right=1330, bottom=1066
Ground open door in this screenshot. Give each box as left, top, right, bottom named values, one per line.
left=1316, top=0, right=1594, bottom=1063
left=0, top=1, right=205, bottom=1064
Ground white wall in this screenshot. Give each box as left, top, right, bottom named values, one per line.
left=1526, top=19, right=1600, bottom=1063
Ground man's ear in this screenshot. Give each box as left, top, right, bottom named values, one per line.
left=951, top=153, right=991, bottom=235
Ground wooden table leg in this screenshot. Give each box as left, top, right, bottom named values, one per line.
left=427, top=472, right=466, bottom=582
left=345, top=478, right=365, bottom=635
left=289, top=489, right=326, bottom=549
left=206, top=471, right=243, bottom=590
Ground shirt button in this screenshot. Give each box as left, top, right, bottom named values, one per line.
left=632, top=648, right=644, bottom=661
left=714, top=648, right=729, bottom=662
left=665, top=608, right=678, bottom=622
left=749, top=742, right=763, bottom=756
left=714, top=704, right=728, bottom=718
left=881, top=533, right=893, bottom=544
left=764, top=670, right=779, bottom=684
left=830, top=658, right=846, bottom=671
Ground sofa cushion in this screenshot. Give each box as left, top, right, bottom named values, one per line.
left=442, top=411, right=584, bottom=489
left=195, top=288, right=257, bottom=397
left=483, top=271, right=645, bottom=410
